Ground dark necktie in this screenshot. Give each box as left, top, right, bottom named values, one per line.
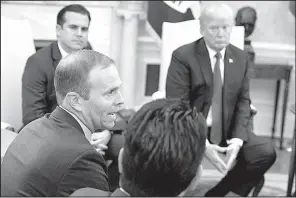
left=211, top=52, right=223, bottom=144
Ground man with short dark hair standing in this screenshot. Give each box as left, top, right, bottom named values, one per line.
left=22, top=4, right=91, bottom=126
left=1, top=50, right=124, bottom=196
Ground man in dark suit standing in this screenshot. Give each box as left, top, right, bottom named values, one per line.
left=22, top=4, right=91, bottom=126
left=71, top=99, right=207, bottom=197
left=166, top=3, right=276, bottom=197
left=1, top=50, right=124, bottom=196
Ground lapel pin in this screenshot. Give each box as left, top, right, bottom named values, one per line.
left=229, top=58, right=233, bottom=63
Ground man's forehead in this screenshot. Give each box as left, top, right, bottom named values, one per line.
left=63, top=11, right=89, bottom=24
left=89, top=65, right=122, bottom=87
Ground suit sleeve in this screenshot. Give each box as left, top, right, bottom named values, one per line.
left=22, top=56, right=48, bottom=125
left=57, top=150, right=109, bottom=196
left=231, top=58, right=251, bottom=142
left=166, top=51, right=191, bottom=100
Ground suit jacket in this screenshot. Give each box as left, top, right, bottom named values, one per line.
left=22, top=41, right=61, bottom=126
left=1, top=107, right=109, bottom=196
left=166, top=38, right=251, bottom=142
left=71, top=187, right=129, bottom=197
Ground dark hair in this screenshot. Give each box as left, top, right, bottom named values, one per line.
left=57, top=4, right=91, bottom=26
left=235, top=6, right=257, bottom=25
left=121, top=99, right=207, bottom=196
left=54, top=50, right=115, bottom=104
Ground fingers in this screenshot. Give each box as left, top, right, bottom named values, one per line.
left=95, top=144, right=108, bottom=155
left=214, top=155, right=228, bottom=175
left=97, top=150, right=105, bottom=155
left=91, top=138, right=104, bottom=146
left=97, top=144, right=108, bottom=150
left=213, top=145, right=227, bottom=153
left=226, top=153, right=236, bottom=170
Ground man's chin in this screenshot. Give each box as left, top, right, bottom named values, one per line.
left=71, top=44, right=86, bottom=50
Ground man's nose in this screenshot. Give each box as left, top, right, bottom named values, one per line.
left=76, top=28, right=83, bottom=37
left=116, top=91, right=124, bottom=109
left=217, top=28, right=224, bottom=36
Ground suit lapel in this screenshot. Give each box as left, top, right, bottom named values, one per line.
left=51, top=41, right=62, bottom=69
left=194, top=38, right=213, bottom=116
left=195, top=39, right=213, bottom=88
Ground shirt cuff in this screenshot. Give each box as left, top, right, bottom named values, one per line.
left=228, top=138, right=244, bottom=147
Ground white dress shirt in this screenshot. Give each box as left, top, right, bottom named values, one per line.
left=59, top=106, right=92, bottom=143
left=57, top=42, right=69, bottom=58
left=205, top=45, right=243, bottom=147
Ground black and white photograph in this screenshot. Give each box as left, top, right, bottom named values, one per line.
left=1, top=1, right=295, bottom=197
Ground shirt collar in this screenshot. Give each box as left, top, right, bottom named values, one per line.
left=57, top=42, right=69, bottom=58
left=59, top=105, right=92, bottom=142
left=205, top=44, right=226, bottom=60
left=119, top=187, right=131, bottom=196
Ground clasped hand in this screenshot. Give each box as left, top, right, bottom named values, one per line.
left=205, top=142, right=241, bottom=175
left=91, top=130, right=112, bottom=155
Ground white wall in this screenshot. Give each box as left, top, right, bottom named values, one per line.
left=1, top=17, right=36, bottom=131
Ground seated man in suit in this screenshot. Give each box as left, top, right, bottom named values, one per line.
left=1, top=50, right=124, bottom=196
left=165, top=3, right=276, bottom=197
left=22, top=4, right=92, bottom=127
left=71, top=98, right=207, bottom=196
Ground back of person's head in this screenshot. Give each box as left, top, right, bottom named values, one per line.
left=54, top=49, right=114, bottom=105
left=57, top=4, right=91, bottom=26
left=118, top=99, right=207, bottom=196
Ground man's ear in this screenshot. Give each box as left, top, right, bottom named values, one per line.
left=65, top=92, right=83, bottom=112
left=56, top=24, right=62, bottom=37
left=118, top=148, right=124, bottom=174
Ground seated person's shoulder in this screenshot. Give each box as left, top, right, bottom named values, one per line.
left=26, top=42, right=55, bottom=66
left=173, top=39, right=197, bottom=57
left=228, top=43, right=248, bottom=60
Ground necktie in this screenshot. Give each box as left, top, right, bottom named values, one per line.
left=211, top=52, right=223, bottom=144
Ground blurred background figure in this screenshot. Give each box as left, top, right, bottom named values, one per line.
left=235, top=6, right=257, bottom=62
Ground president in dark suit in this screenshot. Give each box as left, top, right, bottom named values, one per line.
left=22, top=4, right=91, bottom=126
left=1, top=50, right=124, bottom=196
left=166, top=3, right=276, bottom=197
